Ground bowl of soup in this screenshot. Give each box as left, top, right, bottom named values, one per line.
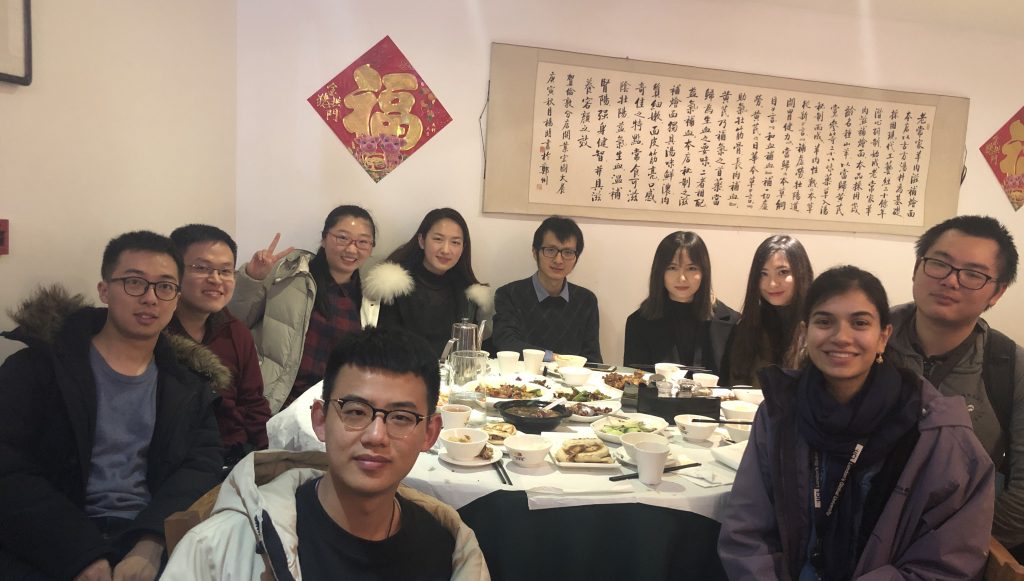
left=494, top=399, right=570, bottom=434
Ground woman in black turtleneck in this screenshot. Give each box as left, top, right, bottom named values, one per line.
left=720, top=235, right=813, bottom=387
left=362, top=208, right=493, bottom=357
left=623, top=231, right=738, bottom=374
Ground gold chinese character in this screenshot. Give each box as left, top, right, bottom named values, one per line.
left=342, top=64, right=423, bottom=151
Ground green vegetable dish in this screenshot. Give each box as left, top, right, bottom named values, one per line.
left=599, top=419, right=656, bottom=436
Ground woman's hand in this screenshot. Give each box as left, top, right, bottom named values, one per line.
left=244, top=233, right=295, bottom=281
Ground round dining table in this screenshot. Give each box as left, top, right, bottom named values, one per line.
left=268, top=373, right=743, bottom=580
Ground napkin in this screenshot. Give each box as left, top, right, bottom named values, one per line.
left=710, top=441, right=748, bottom=471
left=677, top=466, right=734, bottom=488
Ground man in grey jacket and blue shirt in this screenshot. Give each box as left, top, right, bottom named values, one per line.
left=886, top=214, right=1024, bottom=558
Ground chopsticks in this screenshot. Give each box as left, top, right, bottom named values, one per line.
left=626, top=363, right=711, bottom=373
left=609, top=462, right=701, bottom=481
left=690, top=419, right=754, bottom=425
left=493, top=460, right=513, bottom=486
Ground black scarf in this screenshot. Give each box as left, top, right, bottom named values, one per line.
left=796, top=361, right=920, bottom=580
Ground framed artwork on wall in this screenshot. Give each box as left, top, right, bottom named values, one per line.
left=0, top=0, right=31, bottom=86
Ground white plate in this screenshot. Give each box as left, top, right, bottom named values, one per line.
left=548, top=448, right=620, bottom=469
left=611, top=444, right=693, bottom=467
left=465, top=379, right=553, bottom=409
left=553, top=384, right=624, bottom=402
left=591, top=413, right=670, bottom=444
left=567, top=400, right=624, bottom=423
left=439, top=444, right=503, bottom=467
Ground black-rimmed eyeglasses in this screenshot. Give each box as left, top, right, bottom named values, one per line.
left=327, top=397, right=428, bottom=439
left=539, top=246, right=577, bottom=260
left=108, top=276, right=180, bottom=301
left=330, top=232, right=374, bottom=251
left=919, top=257, right=996, bottom=290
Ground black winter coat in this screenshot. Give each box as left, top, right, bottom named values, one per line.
left=0, top=304, right=224, bottom=579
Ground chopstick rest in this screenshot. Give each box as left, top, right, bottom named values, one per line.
left=608, top=462, right=701, bottom=482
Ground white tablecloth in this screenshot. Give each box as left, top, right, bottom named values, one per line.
left=404, top=423, right=736, bottom=522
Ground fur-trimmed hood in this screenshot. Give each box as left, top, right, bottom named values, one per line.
left=362, top=262, right=495, bottom=317
left=3, top=284, right=231, bottom=393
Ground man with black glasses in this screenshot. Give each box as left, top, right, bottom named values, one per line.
left=886, top=215, right=1024, bottom=558
left=168, top=224, right=271, bottom=469
left=163, top=327, right=488, bottom=579
left=492, top=215, right=603, bottom=362
left=0, top=230, right=223, bottom=580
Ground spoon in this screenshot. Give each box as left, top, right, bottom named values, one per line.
left=543, top=397, right=567, bottom=411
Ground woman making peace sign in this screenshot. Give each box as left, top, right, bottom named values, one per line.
left=230, top=205, right=377, bottom=412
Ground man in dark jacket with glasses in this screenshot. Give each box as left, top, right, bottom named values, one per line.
left=0, top=230, right=224, bottom=580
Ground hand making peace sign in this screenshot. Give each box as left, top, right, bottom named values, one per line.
left=244, top=233, right=295, bottom=281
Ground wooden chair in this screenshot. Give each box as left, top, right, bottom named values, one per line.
left=987, top=537, right=1024, bottom=581
left=164, top=484, right=222, bottom=556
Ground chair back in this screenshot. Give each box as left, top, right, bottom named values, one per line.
left=164, top=484, right=222, bottom=555
left=987, top=537, right=1024, bottom=581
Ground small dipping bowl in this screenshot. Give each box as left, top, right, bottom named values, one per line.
left=504, top=434, right=553, bottom=467
left=721, top=400, right=759, bottom=422
left=674, top=414, right=717, bottom=442
left=559, top=366, right=592, bottom=386
left=725, top=424, right=752, bottom=442
left=439, top=428, right=488, bottom=461
left=620, top=431, right=670, bottom=460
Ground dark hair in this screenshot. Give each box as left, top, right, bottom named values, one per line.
left=639, top=231, right=713, bottom=320
left=310, top=205, right=377, bottom=316
left=915, top=215, right=1018, bottom=286
left=804, top=265, right=891, bottom=329
left=728, top=235, right=814, bottom=382
left=321, top=326, right=441, bottom=415
left=532, top=216, right=585, bottom=258
left=101, top=230, right=183, bottom=280
left=169, top=224, right=238, bottom=263
left=386, top=208, right=480, bottom=286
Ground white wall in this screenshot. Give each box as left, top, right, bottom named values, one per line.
left=0, top=1, right=236, bottom=361
left=4, top=1, right=1020, bottom=365
left=236, top=0, right=1024, bottom=364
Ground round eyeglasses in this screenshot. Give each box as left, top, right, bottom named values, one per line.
left=327, top=398, right=428, bottom=439
left=330, top=232, right=374, bottom=251
left=108, top=276, right=180, bottom=301
left=919, top=257, right=996, bottom=290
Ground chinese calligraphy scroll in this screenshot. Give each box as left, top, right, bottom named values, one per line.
left=484, top=44, right=969, bottom=235
left=309, top=36, right=452, bottom=182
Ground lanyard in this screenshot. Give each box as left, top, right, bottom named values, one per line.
left=809, top=441, right=865, bottom=578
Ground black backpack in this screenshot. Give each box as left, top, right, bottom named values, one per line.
left=981, top=327, right=1017, bottom=477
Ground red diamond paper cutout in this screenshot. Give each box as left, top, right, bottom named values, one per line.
left=308, top=36, right=452, bottom=182
left=980, top=105, right=1024, bottom=211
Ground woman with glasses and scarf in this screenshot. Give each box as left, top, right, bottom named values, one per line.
left=230, top=205, right=377, bottom=413
left=718, top=266, right=994, bottom=580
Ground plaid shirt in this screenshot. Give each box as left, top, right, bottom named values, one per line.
left=289, top=273, right=363, bottom=406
